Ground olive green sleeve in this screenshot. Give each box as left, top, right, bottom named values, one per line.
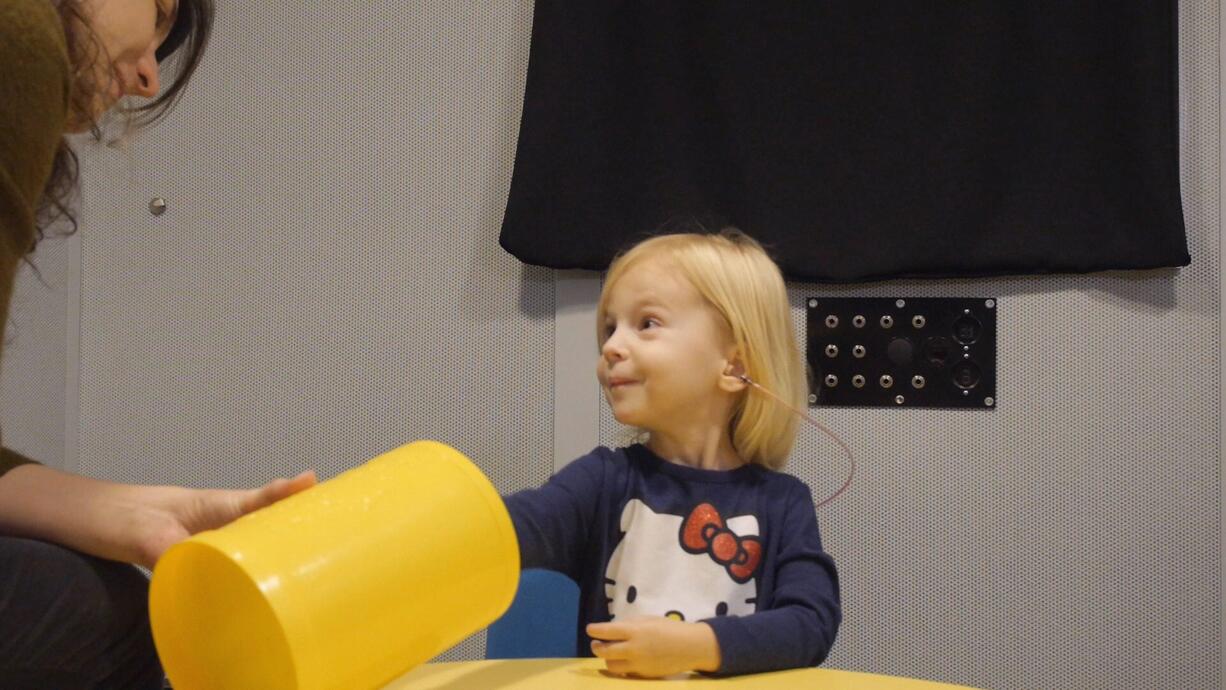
left=0, top=0, right=71, bottom=251
left=0, top=0, right=70, bottom=478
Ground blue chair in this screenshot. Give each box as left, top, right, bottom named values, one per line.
left=486, top=569, right=580, bottom=659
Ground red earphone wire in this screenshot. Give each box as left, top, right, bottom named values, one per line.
left=741, top=375, right=855, bottom=509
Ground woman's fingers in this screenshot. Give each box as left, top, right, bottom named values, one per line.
left=276, top=470, right=317, bottom=499
left=241, top=470, right=317, bottom=514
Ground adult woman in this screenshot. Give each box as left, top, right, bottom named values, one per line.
left=0, top=1, right=315, bottom=687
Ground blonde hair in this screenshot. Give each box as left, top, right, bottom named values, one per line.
left=597, top=229, right=805, bottom=470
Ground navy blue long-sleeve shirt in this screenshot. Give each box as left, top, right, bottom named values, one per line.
left=503, top=444, right=841, bottom=675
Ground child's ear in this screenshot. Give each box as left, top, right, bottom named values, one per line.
left=720, top=359, right=749, bottom=393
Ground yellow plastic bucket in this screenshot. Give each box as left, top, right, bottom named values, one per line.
left=148, top=440, right=520, bottom=690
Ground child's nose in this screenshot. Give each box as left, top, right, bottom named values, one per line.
left=601, top=334, right=627, bottom=362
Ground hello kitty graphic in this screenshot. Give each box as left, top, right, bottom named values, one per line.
left=604, top=499, right=761, bottom=622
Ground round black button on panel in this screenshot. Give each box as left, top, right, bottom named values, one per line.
left=887, top=338, right=913, bottom=366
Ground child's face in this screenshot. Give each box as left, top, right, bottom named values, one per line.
left=597, top=258, right=735, bottom=434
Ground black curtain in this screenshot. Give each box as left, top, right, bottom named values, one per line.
left=499, top=2, right=1189, bottom=283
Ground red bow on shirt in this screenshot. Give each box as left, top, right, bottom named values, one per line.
left=679, top=503, right=762, bottom=584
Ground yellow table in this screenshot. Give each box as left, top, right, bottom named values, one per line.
left=387, top=658, right=983, bottom=689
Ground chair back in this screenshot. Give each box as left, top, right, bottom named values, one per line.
left=485, top=569, right=579, bottom=659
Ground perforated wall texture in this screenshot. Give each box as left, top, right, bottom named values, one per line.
left=0, top=229, right=74, bottom=469
left=12, top=1, right=1213, bottom=688
left=598, top=3, right=1221, bottom=689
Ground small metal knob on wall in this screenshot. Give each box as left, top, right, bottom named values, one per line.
left=150, top=198, right=167, bottom=216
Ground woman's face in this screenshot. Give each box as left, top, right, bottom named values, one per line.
left=78, top=0, right=178, bottom=122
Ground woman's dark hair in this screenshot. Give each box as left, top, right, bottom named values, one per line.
left=36, top=0, right=214, bottom=247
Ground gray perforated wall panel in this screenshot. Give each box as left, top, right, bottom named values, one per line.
left=0, top=230, right=74, bottom=469
left=598, top=3, right=1222, bottom=690
left=1, top=1, right=1210, bottom=688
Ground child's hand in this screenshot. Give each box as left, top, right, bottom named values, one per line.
left=587, top=616, right=721, bottom=678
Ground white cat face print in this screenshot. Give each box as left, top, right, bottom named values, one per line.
left=604, top=499, right=762, bottom=622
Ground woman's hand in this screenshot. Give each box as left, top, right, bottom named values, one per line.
left=0, top=464, right=316, bottom=569
left=131, top=470, right=318, bottom=568
left=587, top=616, right=721, bottom=678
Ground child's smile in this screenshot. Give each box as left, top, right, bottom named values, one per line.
left=605, top=377, right=639, bottom=388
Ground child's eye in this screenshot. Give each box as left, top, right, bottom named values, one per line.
left=640, top=318, right=659, bottom=330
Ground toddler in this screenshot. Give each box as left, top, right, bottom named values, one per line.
left=504, top=229, right=841, bottom=677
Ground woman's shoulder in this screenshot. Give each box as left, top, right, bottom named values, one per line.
left=0, top=0, right=71, bottom=114
left=0, top=0, right=71, bottom=193
left=1, top=0, right=70, bottom=63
